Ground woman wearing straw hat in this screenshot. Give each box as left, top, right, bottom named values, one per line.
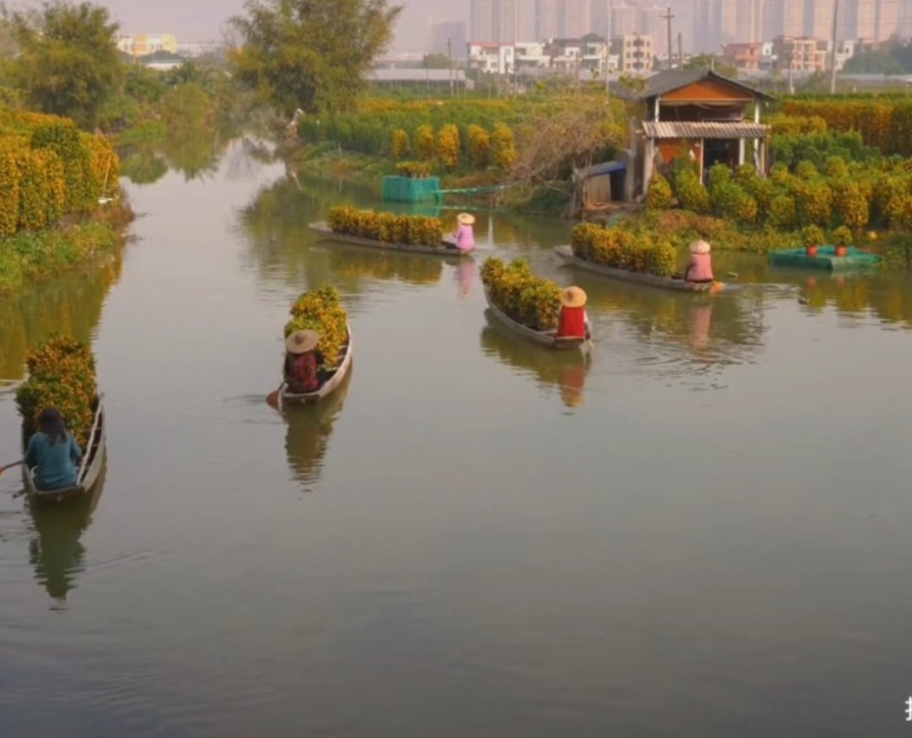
left=556, top=286, right=592, bottom=341
left=283, top=329, right=325, bottom=394
left=451, top=212, right=475, bottom=252
left=684, top=240, right=714, bottom=284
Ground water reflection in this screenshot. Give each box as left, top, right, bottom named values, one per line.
left=27, top=463, right=105, bottom=607
left=119, top=129, right=234, bottom=186
left=327, top=246, right=444, bottom=286
left=283, top=371, right=352, bottom=489
left=455, top=260, right=475, bottom=298
left=480, top=321, right=591, bottom=409
left=0, top=253, right=123, bottom=380
left=795, top=273, right=912, bottom=326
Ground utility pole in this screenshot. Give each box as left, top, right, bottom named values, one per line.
left=605, top=0, right=612, bottom=95
left=447, top=36, right=453, bottom=96
left=829, top=0, right=840, bottom=94
left=660, top=6, right=674, bottom=70
left=787, top=51, right=794, bottom=94
left=677, top=32, right=683, bottom=70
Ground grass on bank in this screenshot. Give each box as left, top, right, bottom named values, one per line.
left=0, top=196, right=134, bottom=296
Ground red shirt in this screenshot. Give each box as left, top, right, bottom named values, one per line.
left=285, top=351, right=322, bottom=393
left=557, top=306, right=590, bottom=339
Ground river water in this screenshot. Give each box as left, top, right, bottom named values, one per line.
left=2, top=142, right=912, bottom=737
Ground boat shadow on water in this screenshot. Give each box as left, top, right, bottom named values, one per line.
left=27, top=460, right=106, bottom=608
left=282, top=368, right=353, bottom=489
left=480, top=321, right=591, bottom=410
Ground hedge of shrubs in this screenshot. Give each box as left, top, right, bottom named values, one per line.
left=571, top=223, right=677, bottom=278
left=659, top=157, right=912, bottom=235
left=327, top=206, right=443, bottom=247
left=480, top=256, right=562, bottom=331
left=15, top=335, right=98, bottom=449
left=283, top=284, right=349, bottom=371
left=0, top=110, right=119, bottom=238
left=779, top=98, right=912, bottom=157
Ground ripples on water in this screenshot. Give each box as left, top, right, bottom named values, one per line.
left=3, top=149, right=912, bottom=736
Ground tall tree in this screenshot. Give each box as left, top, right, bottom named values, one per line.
left=3, top=1, right=124, bottom=129
left=228, top=0, right=402, bottom=117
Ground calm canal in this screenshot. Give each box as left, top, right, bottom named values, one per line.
left=2, top=142, right=912, bottom=737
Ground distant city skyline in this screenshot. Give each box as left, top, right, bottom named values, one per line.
left=16, top=0, right=905, bottom=53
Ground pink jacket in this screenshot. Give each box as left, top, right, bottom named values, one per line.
left=685, top=252, right=713, bottom=282
left=454, top=224, right=475, bottom=250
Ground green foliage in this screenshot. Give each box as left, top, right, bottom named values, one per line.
left=3, top=1, right=125, bottom=130
left=768, top=194, right=797, bottom=230
left=832, top=180, right=869, bottom=232
left=675, top=170, right=710, bottom=214
left=824, top=156, right=849, bottom=179
left=284, top=284, right=349, bottom=370
left=394, top=161, right=431, bottom=178
left=490, top=122, right=516, bottom=170
left=831, top=225, right=853, bottom=246
left=466, top=124, right=490, bottom=168
left=327, top=205, right=443, bottom=247
left=436, top=123, right=459, bottom=170
left=413, top=124, right=435, bottom=160
left=480, top=256, right=562, bottom=331
left=571, top=223, right=677, bottom=278
left=794, top=179, right=833, bottom=227
left=801, top=224, right=825, bottom=248
left=15, top=334, right=98, bottom=449
left=646, top=174, right=673, bottom=210
left=228, top=0, right=402, bottom=116
left=391, top=128, right=409, bottom=158
left=161, top=82, right=213, bottom=132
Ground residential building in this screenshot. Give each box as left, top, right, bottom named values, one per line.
left=116, top=34, right=178, bottom=56
left=721, top=42, right=764, bottom=72
left=369, top=68, right=472, bottom=90
left=803, top=0, right=836, bottom=39
left=175, top=43, right=222, bottom=58
left=611, top=33, right=653, bottom=72
left=772, top=35, right=828, bottom=73
left=628, top=69, right=774, bottom=194
left=466, top=42, right=515, bottom=73
left=428, top=20, right=468, bottom=58
left=470, top=0, right=521, bottom=43
left=591, top=1, right=660, bottom=50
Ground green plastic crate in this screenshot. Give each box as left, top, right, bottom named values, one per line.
left=382, top=176, right=441, bottom=203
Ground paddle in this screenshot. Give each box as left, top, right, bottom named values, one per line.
left=0, top=460, right=23, bottom=478
left=266, top=383, right=282, bottom=408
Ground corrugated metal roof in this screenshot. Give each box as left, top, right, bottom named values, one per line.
left=641, top=120, right=770, bottom=139
left=634, top=69, right=775, bottom=101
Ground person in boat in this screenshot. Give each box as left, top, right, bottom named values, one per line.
left=450, top=212, right=475, bottom=252
left=284, top=329, right=325, bottom=394
left=556, top=286, right=592, bottom=340
left=23, top=407, right=82, bottom=491
left=684, top=240, right=714, bottom=284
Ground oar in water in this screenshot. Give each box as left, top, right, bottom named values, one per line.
left=0, top=460, right=23, bottom=478
left=266, top=382, right=283, bottom=407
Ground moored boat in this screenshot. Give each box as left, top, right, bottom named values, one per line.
left=280, top=323, right=354, bottom=405
left=22, top=395, right=107, bottom=503
left=554, top=245, right=735, bottom=293
left=484, top=288, right=587, bottom=350
left=309, top=221, right=473, bottom=258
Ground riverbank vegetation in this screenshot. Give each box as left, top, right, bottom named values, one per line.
left=481, top=257, right=562, bottom=331
left=0, top=106, right=130, bottom=295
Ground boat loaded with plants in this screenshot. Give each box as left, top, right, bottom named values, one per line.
left=309, top=206, right=468, bottom=257
left=480, top=257, right=585, bottom=350
left=769, top=223, right=883, bottom=271
left=555, top=223, right=731, bottom=293
left=281, top=284, right=353, bottom=403
left=15, top=334, right=106, bottom=501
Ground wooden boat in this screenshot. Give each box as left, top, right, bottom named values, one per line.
left=484, top=288, right=587, bottom=350
left=22, top=395, right=107, bottom=503
left=280, top=323, right=354, bottom=405
left=309, top=221, right=474, bottom=258
left=554, top=245, right=736, bottom=293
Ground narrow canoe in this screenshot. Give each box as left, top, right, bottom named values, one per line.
left=554, top=245, right=735, bottom=293
left=280, top=323, right=354, bottom=405
left=309, top=222, right=474, bottom=258
left=484, top=288, right=587, bottom=350
left=21, top=395, right=107, bottom=503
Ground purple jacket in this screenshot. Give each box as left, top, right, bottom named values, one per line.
left=454, top=224, right=475, bottom=250
left=685, top=252, right=713, bottom=282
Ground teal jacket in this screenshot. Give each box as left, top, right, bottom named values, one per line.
left=24, top=431, right=82, bottom=490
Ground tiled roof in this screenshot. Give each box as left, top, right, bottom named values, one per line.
left=641, top=120, right=770, bottom=139
left=634, top=69, right=775, bottom=101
